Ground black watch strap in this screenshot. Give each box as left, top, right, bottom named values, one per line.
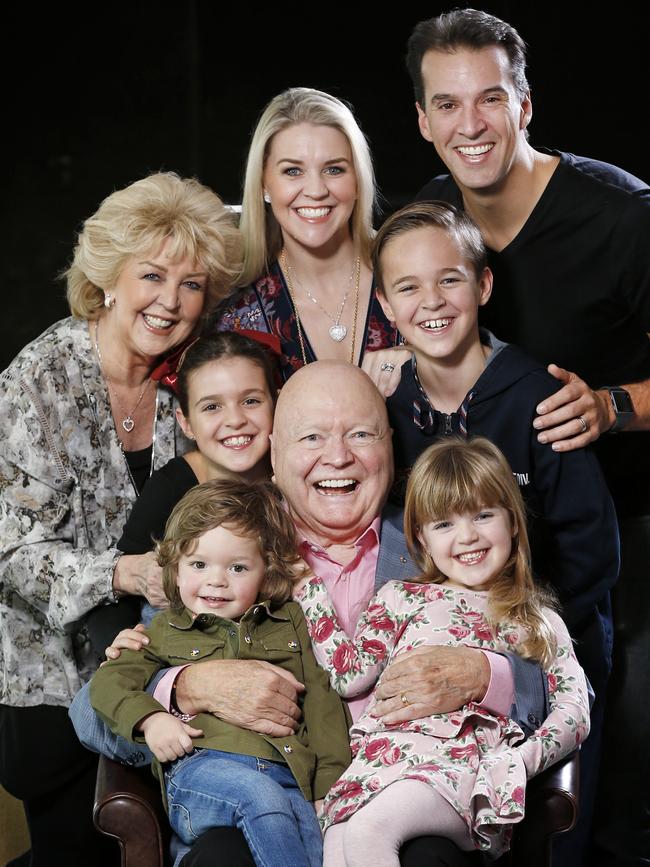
left=602, top=386, right=634, bottom=432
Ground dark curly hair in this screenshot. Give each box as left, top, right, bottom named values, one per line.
left=157, top=478, right=309, bottom=612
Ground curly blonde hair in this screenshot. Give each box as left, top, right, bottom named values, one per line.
left=404, top=437, right=558, bottom=667
left=157, top=478, right=309, bottom=612
left=65, top=172, right=242, bottom=320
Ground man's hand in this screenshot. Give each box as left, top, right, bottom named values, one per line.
left=103, top=623, right=149, bottom=662
left=533, top=364, right=614, bottom=452
left=361, top=347, right=411, bottom=397
left=175, top=660, right=305, bottom=737
left=373, top=646, right=490, bottom=724
left=112, top=551, right=168, bottom=608
left=140, top=712, right=203, bottom=762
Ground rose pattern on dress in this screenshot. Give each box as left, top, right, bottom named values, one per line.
left=296, top=576, right=590, bottom=857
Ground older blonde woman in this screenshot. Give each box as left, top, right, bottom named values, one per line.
left=0, top=172, right=241, bottom=866
left=214, top=87, right=409, bottom=391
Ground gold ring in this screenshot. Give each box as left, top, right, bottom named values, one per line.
left=400, top=693, right=409, bottom=707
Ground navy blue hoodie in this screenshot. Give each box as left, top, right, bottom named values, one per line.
left=387, top=332, right=619, bottom=692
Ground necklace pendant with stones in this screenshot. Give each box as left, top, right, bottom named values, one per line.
left=122, top=416, right=135, bottom=433
left=329, top=324, right=347, bottom=342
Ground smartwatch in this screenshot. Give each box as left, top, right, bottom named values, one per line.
left=602, top=386, right=634, bottom=432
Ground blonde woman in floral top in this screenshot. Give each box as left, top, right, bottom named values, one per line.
left=297, top=438, right=590, bottom=866
left=0, top=172, right=241, bottom=867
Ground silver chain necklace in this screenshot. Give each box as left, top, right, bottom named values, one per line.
left=93, top=318, right=157, bottom=490
left=94, top=319, right=152, bottom=432
left=282, top=255, right=359, bottom=342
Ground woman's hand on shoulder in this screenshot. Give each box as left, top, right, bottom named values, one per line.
left=103, top=623, right=150, bottom=662
left=361, top=347, right=411, bottom=398
left=112, top=551, right=167, bottom=607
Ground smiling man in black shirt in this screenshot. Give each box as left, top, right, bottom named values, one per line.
left=407, top=9, right=650, bottom=867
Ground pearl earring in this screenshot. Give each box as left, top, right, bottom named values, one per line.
left=263, top=191, right=271, bottom=204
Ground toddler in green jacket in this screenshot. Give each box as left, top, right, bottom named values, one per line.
left=90, top=478, right=351, bottom=867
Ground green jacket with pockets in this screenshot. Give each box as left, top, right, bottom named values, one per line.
left=90, top=599, right=352, bottom=803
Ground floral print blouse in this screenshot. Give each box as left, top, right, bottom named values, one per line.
left=211, top=261, right=401, bottom=381
left=0, top=317, right=180, bottom=707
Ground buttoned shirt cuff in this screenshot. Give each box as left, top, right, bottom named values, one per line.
left=477, top=650, right=514, bottom=717
left=153, top=665, right=196, bottom=720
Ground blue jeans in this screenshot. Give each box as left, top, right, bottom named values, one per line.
left=165, top=749, right=322, bottom=867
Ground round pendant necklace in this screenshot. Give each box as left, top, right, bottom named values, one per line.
left=93, top=319, right=152, bottom=432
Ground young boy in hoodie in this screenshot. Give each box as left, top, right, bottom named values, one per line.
left=372, top=201, right=618, bottom=701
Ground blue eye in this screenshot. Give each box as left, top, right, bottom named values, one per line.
left=184, top=280, right=204, bottom=292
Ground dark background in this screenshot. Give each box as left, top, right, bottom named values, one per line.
left=3, top=2, right=645, bottom=371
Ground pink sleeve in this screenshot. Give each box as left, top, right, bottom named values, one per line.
left=152, top=665, right=195, bottom=719
left=477, top=650, right=514, bottom=717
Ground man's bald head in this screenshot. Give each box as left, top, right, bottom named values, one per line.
left=271, top=362, right=393, bottom=546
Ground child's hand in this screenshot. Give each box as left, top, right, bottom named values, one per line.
left=140, top=712, right=203, bottom=762
left=313, top=798, right=324, bottom=814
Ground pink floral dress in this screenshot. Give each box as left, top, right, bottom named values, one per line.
left=297, top=578, right=590, bottom=857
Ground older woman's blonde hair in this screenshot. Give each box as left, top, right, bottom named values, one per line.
left=240, top=87, right=376, bottom=284
left=65, top=172, right=243, bottom=320
left=404, top=437, right=558, bottom=667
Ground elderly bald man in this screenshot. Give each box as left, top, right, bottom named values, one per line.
left=72, top=363, right=545, bottom=867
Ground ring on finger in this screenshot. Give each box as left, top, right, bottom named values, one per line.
left=578, top=415, right=588, bottom=433
left=380, top=362, right=396, bottom=372
left=400, top=693, right=409, bottom=707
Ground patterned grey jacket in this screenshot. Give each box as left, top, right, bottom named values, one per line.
left=0, top=317, right=180, bottom=707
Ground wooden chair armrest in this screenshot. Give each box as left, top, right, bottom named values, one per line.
left=94, top=756, right=169, bottom=867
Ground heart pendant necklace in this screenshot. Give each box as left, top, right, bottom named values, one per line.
left=94, top=319, right=152, bottom=434
left=281, top=254, right=360, bottom=343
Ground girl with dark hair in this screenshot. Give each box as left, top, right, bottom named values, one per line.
left=84, top=331, right=278, bottom=652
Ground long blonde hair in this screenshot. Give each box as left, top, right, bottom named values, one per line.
left=240, top=87, right=376, bottom=284
left=404, top=437, right=558, bottom=667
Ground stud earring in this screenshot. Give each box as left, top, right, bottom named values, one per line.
left=104, top=293, right=115, bottom=309
left=263, top=191, right=271, bottom=204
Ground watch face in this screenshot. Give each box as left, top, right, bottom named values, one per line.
left=611, top=388, right=634, bottom=414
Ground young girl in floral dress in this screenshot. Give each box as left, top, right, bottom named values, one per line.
left=296, top=436, right=590, bottom=865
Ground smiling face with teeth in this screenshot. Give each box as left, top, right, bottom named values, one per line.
left=418, top=505, right=514, bottom=592
left=377, top=225, right=492, bottom=373
left=416, top=46, right=532, bottom=196
left=103, top=236, right=207, bottom=365
left=176, top=356, right=274, bottom=482
left=262, top=123, right=357, bottom=256
left=271, top=362, right=393, bottom=546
